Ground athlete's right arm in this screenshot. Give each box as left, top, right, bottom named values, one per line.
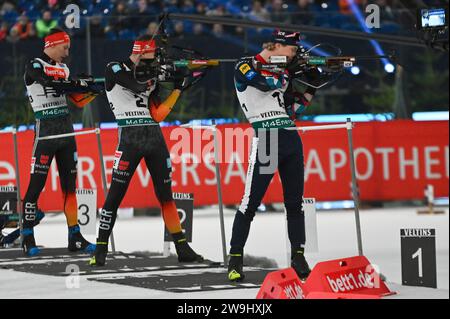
left=234, top=59, right=285, bottom=92
left=105, top=62, right=149, bottom=93
left=25, top=59, right=91, bottom=93
left=149, top=87, right=181, bottom=123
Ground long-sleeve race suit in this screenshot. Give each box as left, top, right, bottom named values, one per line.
left=97, top=59, right=184, bottom=244
left=22, top=54, right=92, bottom=229
left=230, top=54, right=312, bottom=256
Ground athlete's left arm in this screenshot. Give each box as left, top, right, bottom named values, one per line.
left=25, top=60, right=95, bottom=94
left=284, top=83, right=316, bottom=120
left=285, top=65, right=320, bottom=119
left=149, top=85, right=182, bottom=123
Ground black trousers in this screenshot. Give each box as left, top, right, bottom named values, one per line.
left=98, top=125, right=173, bottom=242
left=230, top=128, right=306, bottom=255
left=22, top=116, right=77, bottom=229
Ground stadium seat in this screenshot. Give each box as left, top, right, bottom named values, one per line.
left=27, top=9, right=41, bottom=21
left=184, top=21, right=194, bottom=34
left=330, top=15, right=353, bottom=28
left=2, top=11, right=18, bottom=24
left=379, top=23, right=400, bottom=34
left=118, top=29, right=136, bottom=40
left=341, top=23, right=362, bottom=31
left=105, top=30, right=117, bottom=40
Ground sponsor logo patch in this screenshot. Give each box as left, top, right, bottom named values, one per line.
left=112, top=64, right=122, bottom=73
left=31, top=157, right=36, bottom=173
left=239, top=63, right=251, bottom=75
left=245, top=70, right=257, bottom=80
left=40, top=155, right=50, bottom=165
left=44, top=66, right=66, bottom=79
left=118, top=160, right=129, bottom=171
left=113, top=151, right=123, bottom=170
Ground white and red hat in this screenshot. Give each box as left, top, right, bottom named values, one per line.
left=132, top=39, right=156, bottom=55
left=44, top=31, right=70, bottom=49
left=272, top=30, right=301, bottom=46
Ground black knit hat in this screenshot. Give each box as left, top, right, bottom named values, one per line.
left=271, top=30, right=301, bottom=46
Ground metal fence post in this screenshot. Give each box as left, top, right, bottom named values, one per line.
left=95, top=124, right=116, bottom=253
left=212, top=120, right=228, bottom=267
left=346, top=118, right=363, bottom=256
left=12, top=128, right=23, bottom=245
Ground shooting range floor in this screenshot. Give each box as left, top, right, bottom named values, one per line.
left=0, top=206, right=448, bottom=299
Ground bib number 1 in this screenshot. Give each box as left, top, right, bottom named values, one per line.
left=272, top=91, right=285, bottom=109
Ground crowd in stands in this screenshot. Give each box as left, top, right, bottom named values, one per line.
left=0, top=0, right=444, bottom=42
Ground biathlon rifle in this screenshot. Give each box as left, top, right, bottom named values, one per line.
left=69, top=15, right=225, bottom=107
left=255, top=43, right=396, bottom=89
left=67, top=75, right=105, bottom=108
left=141, top=14, right=225, bottom=86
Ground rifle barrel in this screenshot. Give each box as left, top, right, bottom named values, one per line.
left=214, top=59, right=238, bottom=63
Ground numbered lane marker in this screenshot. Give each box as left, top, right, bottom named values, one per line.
left=76, top=189, right=97, bottom=235
left=401, top=228, right=437, bottom=288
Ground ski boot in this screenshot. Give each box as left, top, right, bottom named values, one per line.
left=291, top=249, right=311, bottom=281
left=68, top=225, right=96, bottom=254
left=228, top=254, right=245, bottom=282
left=21, top=228, right=40, bottom=257
left=89, top=240, right=108, bottom=266
left=173, top=232, right=204, bottom=262
left=2, top=211, right=45, bottom=247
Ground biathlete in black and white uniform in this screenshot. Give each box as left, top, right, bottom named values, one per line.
left=90, top=35, right=204, bottom=266
left=22, top=28, right=101, bottom=256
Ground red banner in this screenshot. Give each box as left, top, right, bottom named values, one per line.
left=0, top=120, right=448, bottom=211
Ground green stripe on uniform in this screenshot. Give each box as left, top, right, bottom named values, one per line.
left=117, top=118, right=157, bottom=127
left=34, top=106, right=69, bottom=119
left=252, top=117, right=295, bottom=129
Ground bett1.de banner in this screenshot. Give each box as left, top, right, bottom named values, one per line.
left=0, top=120, right=448, bottom=211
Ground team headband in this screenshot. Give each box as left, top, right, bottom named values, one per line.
left=132, top=40, right=156, bottom=55
left=44, top=32, right=70, bottom=49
